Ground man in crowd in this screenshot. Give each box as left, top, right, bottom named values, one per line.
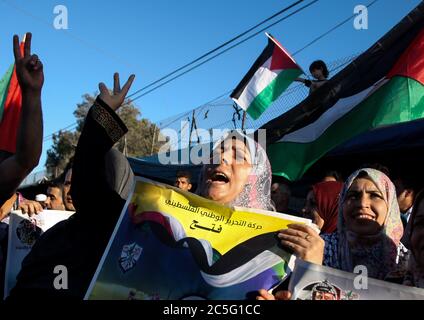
left=174, top=171, right=192, bottom=192
left=45, top=182, right=66, bottom=211
left=393, top=174, right=421, bottom=234
left=63, top=168, right=75, bottom=211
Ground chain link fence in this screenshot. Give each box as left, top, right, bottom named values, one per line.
left=21, top=54, right=359, bottom=187
left=154, top=53, right=359, bottom=152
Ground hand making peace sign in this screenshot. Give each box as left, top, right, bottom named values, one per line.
left=98, top=73, right=135, bottom=111
left=13, top=32, right=44, bottom=94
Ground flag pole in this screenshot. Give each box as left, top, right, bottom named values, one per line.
left=241, top=111, right=246, bottom=131
left=193, top=114, right=200, bottom=144
left=150, top=126, right=157, bottom=156
left=265, top=32, right=308, bottom=77
left=189, top=110, right=195, bottom=148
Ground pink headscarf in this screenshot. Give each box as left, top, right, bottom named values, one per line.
left=197, top=131, right=273, bottom=211
left=323, top=168, right=404, bottom=280
left=338, top=168, right=404, bottom=279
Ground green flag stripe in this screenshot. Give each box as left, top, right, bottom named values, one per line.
left=0, top=64, right=14, bottom=121
left=268, top=76, right=424, bottom=181
left=247, top=68, right=302, bottom=120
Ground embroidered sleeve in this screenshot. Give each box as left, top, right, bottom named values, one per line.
left=91, top=98, right=127, bottom=144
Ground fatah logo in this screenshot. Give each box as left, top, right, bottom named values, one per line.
left=119, top=242, right=143, bottom=272
left=16, top=219, right=42, bottom=245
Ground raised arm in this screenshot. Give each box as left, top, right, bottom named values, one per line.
left=295, top=77, right=312, bottom=87
left=71, top=73, right=135, bottom=215
left=0, top=33, right=43, bottom=203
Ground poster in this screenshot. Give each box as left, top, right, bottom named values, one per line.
left=289, top=259, right=424, bottom=300
left=85, top=177, right=312, bottom=300
left=4, top=209, right=74, bottom=298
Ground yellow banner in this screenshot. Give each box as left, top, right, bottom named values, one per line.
left=131, top=178, right=310, bottom=255
left=85, top=177, right=314, bottom=300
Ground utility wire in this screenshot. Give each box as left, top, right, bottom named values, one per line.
left=42, top=0, right=376, bottom=141
left=128, top=0, right=319, bottom=101
left=293, top=0, right=379, bottom=55
left=129, top=0, right=379, bottom=101
left=0, top=0, right=137, bottom=69
left=125, top=0, right=306, bottom=99
left=41, top=1, right=310, bottom=142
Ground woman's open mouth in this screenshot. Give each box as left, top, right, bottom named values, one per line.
left=353, top=212, right=376, bottom=221
left=207, top=171, right=230, bottom=185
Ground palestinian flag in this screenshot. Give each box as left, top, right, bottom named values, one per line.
left=262, top=3, right=424, bottom=181
left=231, top=33, right=302, bottom=120
left=0, top=40, right=24, bottom=154
left=0, top=64, right=14, bottom=121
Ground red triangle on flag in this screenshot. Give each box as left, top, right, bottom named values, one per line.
left=387, top=28, right=424, bottom=85
left=269, top=42, right=299, bottom=71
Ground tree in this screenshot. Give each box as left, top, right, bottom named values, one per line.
left=45, top=93, right=163, bottom=179
left=45, top=130, right=79, bottom=178
left=115, top=105, right=162, bottom=157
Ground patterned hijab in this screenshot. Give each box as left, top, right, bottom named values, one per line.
left=333, top=168, right=404, bottom=279
left=313, top=181, right=343, bottom=234
left=197, top=131, right=273, bottom=211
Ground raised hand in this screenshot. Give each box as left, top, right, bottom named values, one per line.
left=278, top=224, right=325, bottom=265
left=0, top=32, right=43, bottom=199
left=13, top=33, right=44, bottom=94
left=98, top=73, right=135, bottom=111
left=18, top=199, right=44, bottom=216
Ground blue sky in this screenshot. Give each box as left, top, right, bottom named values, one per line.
left=0, top=0, right=421, bottom=173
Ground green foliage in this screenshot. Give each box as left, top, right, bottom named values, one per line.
left=45, top=130, right=79, bottom=178
left=45, top=93, right=163, bottom=178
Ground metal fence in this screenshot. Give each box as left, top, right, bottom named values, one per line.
left=19, top=170, right=48, bottom=188
left=21, top=53, right=359, bottom=187
left=155, top=53, right=359, bottom=151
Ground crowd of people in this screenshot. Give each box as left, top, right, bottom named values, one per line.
left=0, top=32, right=423, bottom=300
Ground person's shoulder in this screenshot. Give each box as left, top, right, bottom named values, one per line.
left=321, top=231, right=338, bottom=242
left=321, top=232, right=339, bottom=268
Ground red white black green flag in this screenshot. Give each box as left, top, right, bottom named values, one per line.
left=231, top=33, right=302, bottom=120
